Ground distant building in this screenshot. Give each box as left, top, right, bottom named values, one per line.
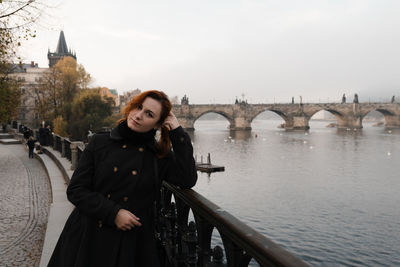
left=47, top=31, right=76, bottom=67
left=9, top=62, right=49, bottom=127
left=10, top=31, right=77, bottom=127
left=119, top=89, right=141, bottom=110
left=99, top=87, right=120, bottom=106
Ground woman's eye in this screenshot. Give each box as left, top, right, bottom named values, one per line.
left=138, top=105, right=142, bottom=110
left=146, top=112, right=153, bottom=118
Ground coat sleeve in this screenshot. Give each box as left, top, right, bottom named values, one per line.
left=159, top=126, right=198, bottom=189
left=66, top=135, right=121, bottom=226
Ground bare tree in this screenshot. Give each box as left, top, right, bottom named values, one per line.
left=1, top=0, right=48, bottom=62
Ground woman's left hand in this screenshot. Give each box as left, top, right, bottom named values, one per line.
left=162, top=112, right=180, bottom=130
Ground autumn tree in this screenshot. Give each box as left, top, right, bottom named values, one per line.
left=67, top=89, right=114, bottom=140
left=1, top=0, right=47, bottom=124
left=0, top=77, right=20, bottom=123
left=34, top=56, right=91, bottom=122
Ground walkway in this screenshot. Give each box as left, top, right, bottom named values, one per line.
left=0, top=144, right=51, bottom=266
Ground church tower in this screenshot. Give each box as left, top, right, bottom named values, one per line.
left=47, top=31, right=77, bottom=67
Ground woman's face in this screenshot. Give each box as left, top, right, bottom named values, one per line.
left=127, top=97, right=162, bottom=132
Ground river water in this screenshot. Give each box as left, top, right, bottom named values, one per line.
left=188, top=119, right=400, bottom=266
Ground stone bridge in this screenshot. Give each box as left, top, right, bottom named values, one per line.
left=172, top=102, right=400, bottom=130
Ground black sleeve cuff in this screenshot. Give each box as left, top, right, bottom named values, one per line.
left=169, top=126, right=187, bottom=144
left=105, top=204, right=121, bottom=226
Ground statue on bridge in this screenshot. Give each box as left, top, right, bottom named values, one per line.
left=353, top=93, right=359, bottom=104
left=392, top=95, right=395, bottom=103
left=342, top=94, right=346, bottom=104
left=235, top=97, right=248, bottom=105
left=181, top=95, right=189, bottom=105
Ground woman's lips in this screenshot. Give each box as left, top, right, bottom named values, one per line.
left=131, top=117, right=140, bottom=126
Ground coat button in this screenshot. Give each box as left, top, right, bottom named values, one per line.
left=113, top=167, right=118, bottom=172
left=122, top=144, right=127, bottom=149
left=180, top=137, right=185, bottom=142
left=138, top=147, right=144, bottom=152
left=98, top=220, right=103, bottom=228
left=131, top=170, right=137, bottom=175
left=123, top=196, right=128, bottom=202
left=107, top=194, right=111, bottom=199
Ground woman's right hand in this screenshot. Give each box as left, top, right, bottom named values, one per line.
left=114, top=209, right=142, bottom=230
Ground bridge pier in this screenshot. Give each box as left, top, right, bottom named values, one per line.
left=229, top=117, right=252, bottom=130
left=284, top=116, right=310, bottom=130
left=384, top=114, right=400, bottom=128
left=177, top=117, right=195, bottom=131
left=334, top=104, right=363, bottom=129
left=336, top=115, right=363, bottom=129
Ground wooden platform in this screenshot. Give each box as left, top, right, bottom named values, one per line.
left=196, top=163, right=225, bottom=173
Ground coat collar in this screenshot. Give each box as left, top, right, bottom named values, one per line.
left=110, top=122, right=158, bottom=153
left=110, top=125, right=123, bottom=140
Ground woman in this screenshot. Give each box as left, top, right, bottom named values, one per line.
left=48, top=90, right=197, bottom=267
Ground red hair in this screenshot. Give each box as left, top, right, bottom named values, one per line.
left=120, top=90, right=172, bottom=158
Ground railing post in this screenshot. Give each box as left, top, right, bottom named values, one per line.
left=70, top=142, right=78, bottom=170
left=61, top=137, right=66, bottom=157
left=52, top=135, right=57, bottom=150
left=206, top=246, right=225, bottom=267
left=70, top=141, right=84, bottom=170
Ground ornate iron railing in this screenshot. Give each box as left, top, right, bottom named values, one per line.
left=157, top=182, right=309, bottom=267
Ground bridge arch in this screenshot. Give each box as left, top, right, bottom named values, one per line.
left=308, top=108, right=345, bottom=120
left=362, top=108, right=394, bottom=127
left=307, top=108, right=359, bottom=129
left=192, top=110, right=234, bottom=129
left=250, top=109, right=289, bottom=126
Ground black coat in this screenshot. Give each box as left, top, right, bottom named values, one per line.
left=48, top=123, right=197, bottom=267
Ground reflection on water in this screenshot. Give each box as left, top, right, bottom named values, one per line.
left=189, top=119, right=400, bottom=266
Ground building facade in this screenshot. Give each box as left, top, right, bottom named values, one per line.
left=10, top=31, right=76, bottom=127
left=9, top=62, right=49, bottom=127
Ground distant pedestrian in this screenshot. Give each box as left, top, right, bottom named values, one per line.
left=27, top=136, right=36, bottom=158
left=23, top=127, right=31, bottom=140
left=45, top=125, right=52, bottom=145
left=39, top=125, right=46, bottom=146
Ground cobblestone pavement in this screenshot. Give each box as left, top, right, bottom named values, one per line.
left=0, top=144, right=51, bottom=267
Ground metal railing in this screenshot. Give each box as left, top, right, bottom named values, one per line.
left=63, top=138, right=72, bottom=161
left=157, top=182, right=309, bottom=267
left=55, top=135, right=62, bottom=153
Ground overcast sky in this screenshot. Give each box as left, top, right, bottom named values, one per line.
left=19, top=0, right=400, bottom=104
